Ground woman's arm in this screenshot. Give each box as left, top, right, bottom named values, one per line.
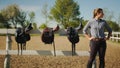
left=84, top=33, right=94, bottom=40
left=104, top=21, right=112, bottom=40
left=83, top=21, right=94, bottom=40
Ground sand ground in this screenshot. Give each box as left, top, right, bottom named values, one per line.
left=0, top=35, right=120, bottom=68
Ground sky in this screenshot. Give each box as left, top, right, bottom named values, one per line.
left=0, top=0, right=120, bottom=27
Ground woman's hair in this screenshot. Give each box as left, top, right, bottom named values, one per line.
left=93, top=8, right=103, bottom=18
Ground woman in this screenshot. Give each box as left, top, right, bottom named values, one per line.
left=83, top=8, right=112, bottom=68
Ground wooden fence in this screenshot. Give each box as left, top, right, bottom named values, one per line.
left=105, top=32, right=120, bottom=42
left=0, top=29, right=120, bottom=42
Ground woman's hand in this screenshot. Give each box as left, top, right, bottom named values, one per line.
left=104, top=37, right=110, bottom=40
left=89, top=37, right=94, bottom=40
left=105, top=33, right=112, bottom=40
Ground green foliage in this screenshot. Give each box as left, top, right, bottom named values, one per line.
left=14, top=11, right=27, bottom=28
left=102, top=8, right=120, bottom=31
left=41, top=3, right=50, bottom=26
left=28, top=12, right=37, bottom=29
left=33, top=23, right=37, bottom=29
left=69, top=18, right=84, bottom=28
left=0, top=13, right=5, bottom=28
left=0, top=23, right=5, bottom=28
left=117, top=14, right=120, bottom=26
left=39, top=23, right=47, bottom=29
left=0, top=4, right=20, bottom=28
left=1, top=4, right=20, bottom=20
left=0, top=12, right=11, bottom=28
left=103, top=8, right=114, bottom=21
left=29, top=11, right=35, bottom=23
left=82, top=20, right=88, bottom=26
left=107, top=20, right=120, bottom=31
left=50, top=0, right=80, bottom=29
left=69, top=21, right=79, bottom=28
left=0, top=4, right=36, bottom=29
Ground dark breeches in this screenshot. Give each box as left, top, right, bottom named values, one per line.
left=87, top=40, right=106, bottom=68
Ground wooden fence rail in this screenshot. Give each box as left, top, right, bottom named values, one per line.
left=105, top=32, right=120, bottom=42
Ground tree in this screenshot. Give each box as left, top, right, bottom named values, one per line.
left=39, top=23, right=47, bottom=29
left=29, top=11, right=35, bottom=23
left=0, top=12, right=11, bottom=28
left=103, top=8, right=114, bottom=21
left=107, top=21, right=119, bottom=31
left=0, top=13, right=5, bottom=28
left=117, top=14, right=120, bottom=26
left=15, top=11, right=26, bottom=28
left=0, top=4, right=37, bottom=29
left=50, top=0, right=80, bottom=29
left=1, top=4, right=20, bottom=28
left=103, top=8, right=120, bottom=31
left=41, top=3, right=49, bottom=25
left=33, top=23, right=37, bottom=29
left=28, top=11, right=37, bottom=29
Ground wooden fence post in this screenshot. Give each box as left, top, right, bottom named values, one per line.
left=4, top=34, right=12, bottom=68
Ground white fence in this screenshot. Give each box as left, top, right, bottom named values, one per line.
left=0, top=29, right=66, bottom=35
left=0, top=28, right=83, bottom=35
left=105, top=32, right=120, bottom=42
left=0, top=29, right=41, bottom=34
left=0, top=29, right=120, bottom=42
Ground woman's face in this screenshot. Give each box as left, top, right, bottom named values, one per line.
left=97, top=11, right=104, bottom=18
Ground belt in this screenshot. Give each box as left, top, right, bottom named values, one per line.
left=92, top=38, right=105, bottom=41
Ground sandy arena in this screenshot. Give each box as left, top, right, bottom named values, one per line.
left=0, top=35, right=120, bottom=68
